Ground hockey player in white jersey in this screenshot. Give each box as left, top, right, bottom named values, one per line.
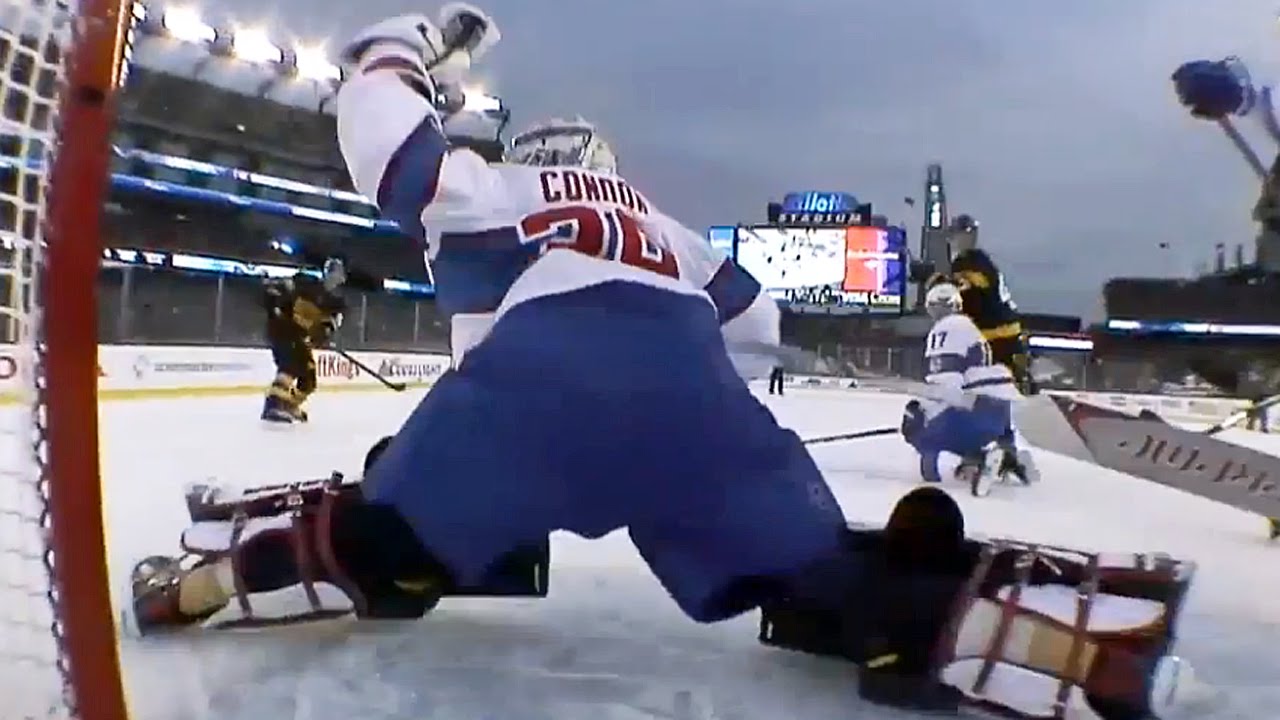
left=902, top=281, right=1038, bottom=495
left=122, top=9, right=1208, bottom=717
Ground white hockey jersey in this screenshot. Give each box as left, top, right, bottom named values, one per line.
left=923, top=312, right=1020, bottom=405
left=335, top=43, right=778, bottom=363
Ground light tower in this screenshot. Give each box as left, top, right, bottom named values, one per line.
left=916, top=163, right=949, bottom=305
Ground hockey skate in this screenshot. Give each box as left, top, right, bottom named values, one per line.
left=997, top=444, right=1039, bottom=486
left=954, top=447, right=1004, bottom=498
left=260, top=394, right=296, bottom=423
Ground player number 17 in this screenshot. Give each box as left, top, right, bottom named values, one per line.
left=518, top=205, right=680, bottom=279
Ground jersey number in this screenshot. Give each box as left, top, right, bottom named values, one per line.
left=518, top=206, right=680, bottom=279
left=927, top=331, right=993, bottom=365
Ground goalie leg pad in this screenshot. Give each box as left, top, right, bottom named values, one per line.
left=935, top=543, right=1196, bottom=719
left=758, top=528, right=1197, bottom=719
left=171, top=477, right=551, bottom=632
left=172, top=484, right=382, bottom=629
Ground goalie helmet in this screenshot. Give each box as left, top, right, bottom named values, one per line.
left=322, top=256, right=347, bottom=292
left=507, top=118, right=617, bottom=174
left=925, top=281, right=962, bottom=320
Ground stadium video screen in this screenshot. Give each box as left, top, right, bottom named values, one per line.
left=707, top=225, right=735, bottom=255
left=735, top=225, right=906, bottom=314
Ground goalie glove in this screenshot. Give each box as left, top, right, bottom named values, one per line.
left=341, top=14, right=446, bottom=70
left=438, top=4, right=501, bottom=66
left=339, top=7, right=500, bottom=105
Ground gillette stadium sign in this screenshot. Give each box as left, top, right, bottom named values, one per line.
left=776, top=191, right=866, bottom=226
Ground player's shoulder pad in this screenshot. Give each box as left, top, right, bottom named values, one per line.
left=933, top=313, right=983, bottom=342
left=952, top=248, right=996, bottom=271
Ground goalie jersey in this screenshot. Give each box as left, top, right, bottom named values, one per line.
left=334, top=44, right=778, bottom=364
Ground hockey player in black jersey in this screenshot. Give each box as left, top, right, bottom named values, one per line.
left=936, top=225, right=1037, bottom=484
left=261, top=257, right=348, bottom=423
left=946, top=242, right=1029, bottom=391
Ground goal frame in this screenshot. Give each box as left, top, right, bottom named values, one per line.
left=40, top=0, right=134, bottom=717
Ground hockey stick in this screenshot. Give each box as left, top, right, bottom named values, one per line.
left=332, top=347, right=407, bottom=392
left=1218, top=117, right=1269, bottom=180
left=804, top=427, right=899, bottom=445
left=1202, top=393, right=1280, bottom=435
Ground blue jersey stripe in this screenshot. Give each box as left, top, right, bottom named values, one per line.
left=963, top=375, right=1014, bottom=391
left=433, top=228, right=539, bottom=316
left=704, top=260, right=760, bottom=324
left=375, top=114, right=450, bottom=241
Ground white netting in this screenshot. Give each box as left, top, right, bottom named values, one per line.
left=0, top=0, right=86, bottom=717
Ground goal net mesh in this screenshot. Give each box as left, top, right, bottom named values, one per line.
left=0, top=0, right=131, bottom=717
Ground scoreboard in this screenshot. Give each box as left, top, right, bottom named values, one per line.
left=707, top=189, right=906, bottom=315
left=733, top=225, right=906, bottom=314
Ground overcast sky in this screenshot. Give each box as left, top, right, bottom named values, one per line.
left=196, top=0, right=1279, bottom=317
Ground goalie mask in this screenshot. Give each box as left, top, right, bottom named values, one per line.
left=508, top=118, right=617, bottom=174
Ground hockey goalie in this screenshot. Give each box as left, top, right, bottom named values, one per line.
left=125, top=5, right=1206, bottom=716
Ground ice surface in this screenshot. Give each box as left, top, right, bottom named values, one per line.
left=91, top=387, right=1280, bottom=719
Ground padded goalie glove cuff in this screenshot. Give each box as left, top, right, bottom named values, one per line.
left=341, top=15, right=445, bottom=69
left=438, top=4, right=501, bottom=65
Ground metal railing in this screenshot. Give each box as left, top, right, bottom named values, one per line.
left=90, top=265, right=450, bottom=352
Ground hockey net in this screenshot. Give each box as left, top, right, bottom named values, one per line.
left=0, top=0, right=134, bottom=718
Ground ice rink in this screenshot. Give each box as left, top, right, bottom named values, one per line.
left=95, top=386, right=1280, bottom=719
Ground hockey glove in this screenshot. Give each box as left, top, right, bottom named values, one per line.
left=1172, top=57, right=1256, bottom=120
left=438, top=4, right=501, bottom=65
left=313, top=317, right=339, bottom=347
left=899, top=400, right=925, bottom=444
left=340, top=7, right=499, bottom=81
left=341, top=14, right=446, bottom=68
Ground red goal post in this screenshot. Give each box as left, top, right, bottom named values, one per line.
left=2, top=0, right=134, bottom=718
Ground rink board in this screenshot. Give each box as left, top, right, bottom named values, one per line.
left=0, top=344, right=452, bottom=403
left=781, top=375, right=1271, bottom=428
left=0, top=341, right=1261, bottom=428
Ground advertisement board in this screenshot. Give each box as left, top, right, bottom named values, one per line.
left=0, top=344, right=452, bottom=403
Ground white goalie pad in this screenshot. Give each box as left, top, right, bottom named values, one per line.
left=941, top=654, right=1211, bottom=720
left=199, top=583, right=355, bottom=630
left=928, top=541, right=1206, bottom=719
left=940, top=572, right=1203, bottom=718
left=179, top=516, right=362, bottom=629
left=943, top=661, right=1101, bottom=719
left=181, top=516, right=293, bottom=555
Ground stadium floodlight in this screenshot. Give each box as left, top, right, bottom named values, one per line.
left=161, top=6, right=216, bottom=44
left=294, top=45, right=341, bottom=83
left=232, top=27, right=283, bottom=65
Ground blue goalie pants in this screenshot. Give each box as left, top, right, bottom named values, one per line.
left=905, top=397, right=1012, bottom=482
left=363, top=282, right=850, bottom=622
